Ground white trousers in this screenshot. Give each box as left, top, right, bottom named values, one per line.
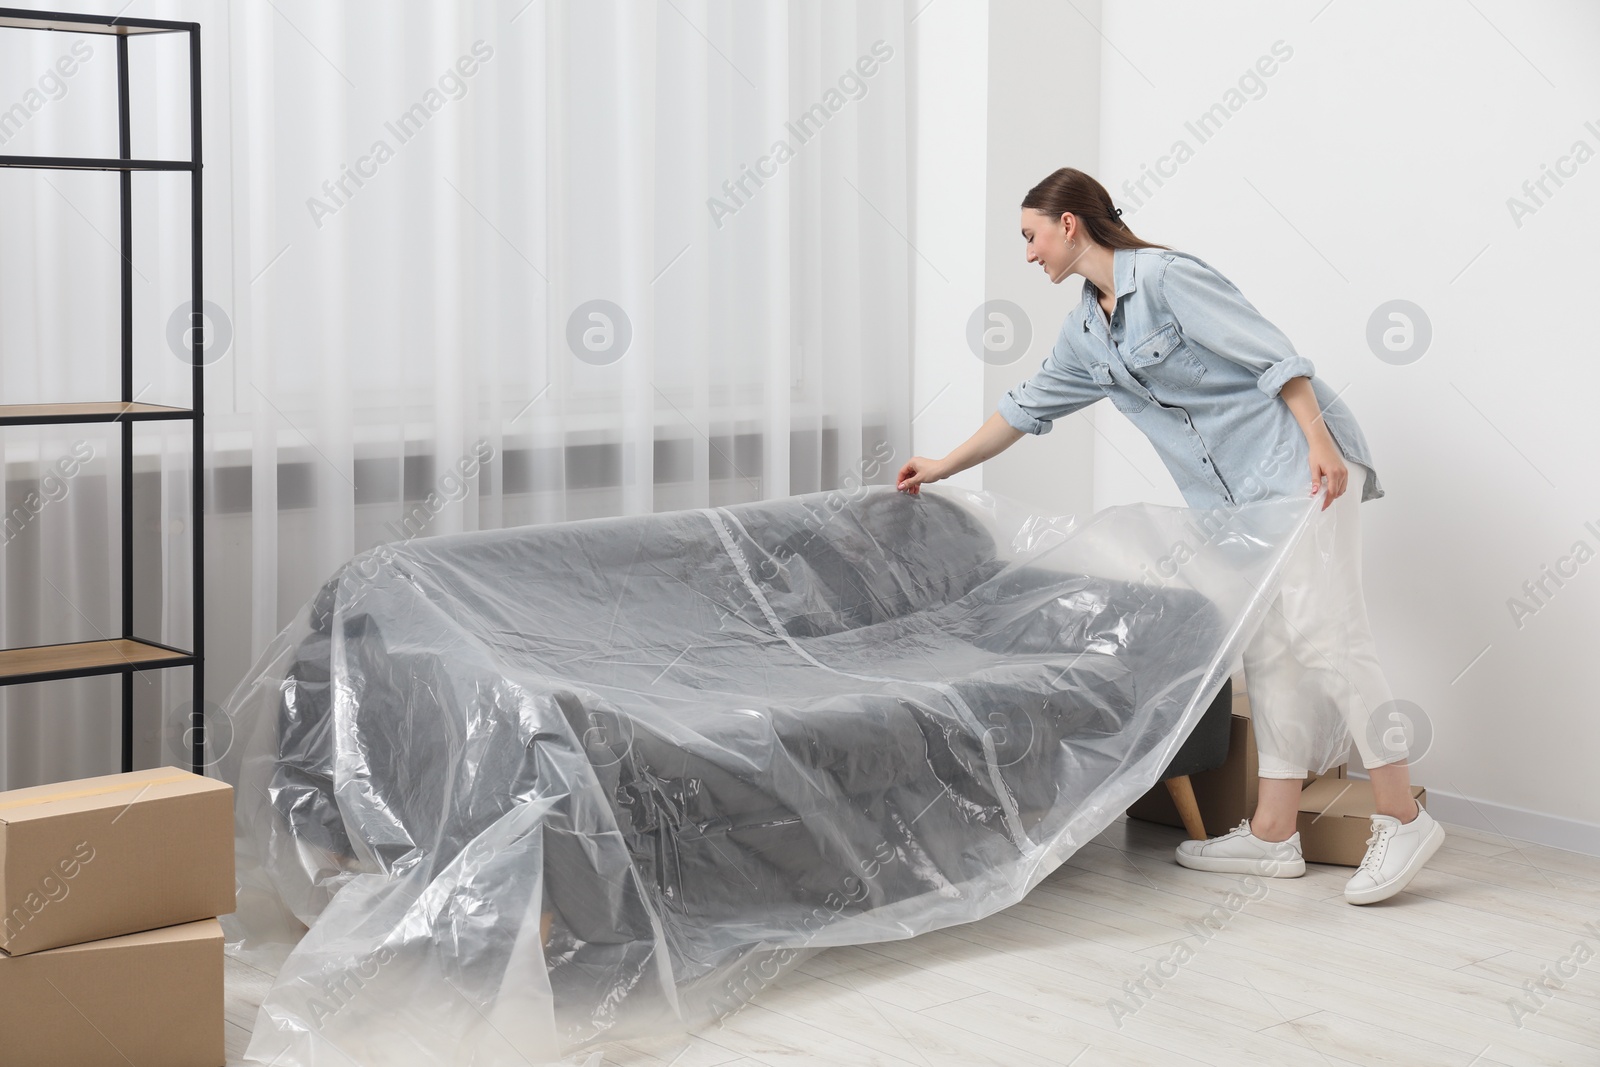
left=1242, top=460, right=1407, bottom=779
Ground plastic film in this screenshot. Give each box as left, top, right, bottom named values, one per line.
left=219, top=483, right=1343, bottom=1065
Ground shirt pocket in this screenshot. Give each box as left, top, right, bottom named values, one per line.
left=1126, top=321, right=1206, bottom=387
left=1089, top=361, right=1147, bottom=414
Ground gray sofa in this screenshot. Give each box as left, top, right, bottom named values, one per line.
left=246, top=485, right=1243, bottom=1052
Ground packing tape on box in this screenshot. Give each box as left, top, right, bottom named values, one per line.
left=0, top=773, right=196, bottom=815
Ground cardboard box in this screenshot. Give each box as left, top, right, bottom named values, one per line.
left=1125, top=674, right=1347, bottom=837
left=1297, top=776, right=1428, bottom=866
left=0, top=768, right=234, bottom=957
left=0, top=918, right=223, bottom=1067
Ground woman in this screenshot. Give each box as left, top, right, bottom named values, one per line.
left=895, top=167, right=1444, bottom=904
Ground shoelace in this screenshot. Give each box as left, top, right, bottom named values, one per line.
left=1358, top=819, right=1396, bottom=872
left=1217, top=819, right=1293, bottom=855
left=1192, top=820, right=1252, bottom=852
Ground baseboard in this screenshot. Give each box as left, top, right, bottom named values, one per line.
left=1344, top=768, right=1600, bottom=859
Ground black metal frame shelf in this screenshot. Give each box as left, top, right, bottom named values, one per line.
left=0, top=155, right=194, bottom=171
left=0, top=7, right=205, bottom=777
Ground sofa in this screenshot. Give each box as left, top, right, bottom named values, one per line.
left=230, top=483, right=1297, bottom=1064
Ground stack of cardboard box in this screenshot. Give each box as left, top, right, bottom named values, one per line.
left=1127, top=672, right=1426, bottom=865
left=0, top=768, right=235, bottom=1067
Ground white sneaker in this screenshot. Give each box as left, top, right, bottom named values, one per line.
left=1344, top=803, right=1446, bottom=904
left=1174, top=818, right=1306, bottom=877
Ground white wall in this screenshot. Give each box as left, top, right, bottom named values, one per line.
left=907, top=0, right=989, bottom=490
left=960, top=0, right=1600, bottom=851
left=980, top=0, right=1100, bottom=520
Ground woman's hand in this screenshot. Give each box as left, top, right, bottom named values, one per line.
left=1280, top=377, right=1349, bottom=510
left=896, top=456, right=948, bottom=495
left=1308, top=439, right=1348, bottom=509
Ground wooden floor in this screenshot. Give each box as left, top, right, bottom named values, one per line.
left=224, top=813, right=1600, bottom=1066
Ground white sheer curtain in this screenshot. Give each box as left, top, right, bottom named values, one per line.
left=0, top=0, right=913, bottom=790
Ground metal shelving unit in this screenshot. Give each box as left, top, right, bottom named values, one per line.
left=0, top=7, right=204, bottom=776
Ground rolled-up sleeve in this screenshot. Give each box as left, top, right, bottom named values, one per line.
left=997, top=328, right=1103, bottom=434
left=1159, top=255, right=1315, bottom=398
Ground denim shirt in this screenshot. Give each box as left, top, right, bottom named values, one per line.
left=998, top=246, right=1383, bottom=509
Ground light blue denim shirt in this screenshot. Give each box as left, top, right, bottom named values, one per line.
left=998, top=246, right=1383, bottom=509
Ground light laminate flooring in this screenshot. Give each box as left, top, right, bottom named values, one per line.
left=223, top=813, right=1600, bottom=1066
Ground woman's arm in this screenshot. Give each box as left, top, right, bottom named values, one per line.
left=1280, top=375, right=1348, bottom=508
left=897, top=411, right=1025, bottom=493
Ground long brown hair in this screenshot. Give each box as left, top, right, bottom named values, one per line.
left=1021, top=168, right=1170, bottom=252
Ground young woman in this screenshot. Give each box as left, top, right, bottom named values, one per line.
left=895, top=167, right=1445, bottom=904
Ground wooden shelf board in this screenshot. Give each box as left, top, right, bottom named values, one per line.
left=0, top=639, right=192, bottom=684
left=0, top=10, right=187, bottom=35
left=0, top=155, right=193, bottom=172
left=0, top=402, right=192, bottom=424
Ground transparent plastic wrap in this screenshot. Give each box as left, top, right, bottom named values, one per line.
left=219, top=483, right=1347, bottom=1066
left=1240, top=464, right=1400, bottom=778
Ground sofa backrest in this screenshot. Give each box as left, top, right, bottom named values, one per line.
left=718, top=487, right=1002, bottom=637
left=306, top=485, right=1001, bottom=643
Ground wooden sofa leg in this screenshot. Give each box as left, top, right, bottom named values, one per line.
left=540, top=910, right=553, bottom=949
left=1164, top=775, right=1208, bottom=840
